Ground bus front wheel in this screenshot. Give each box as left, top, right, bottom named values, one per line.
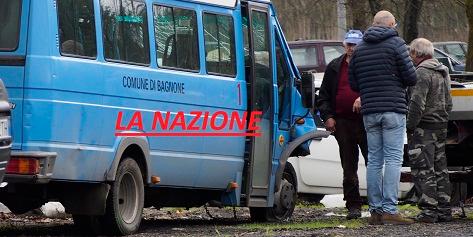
left=104, top=158, right=145, bottom=235
left=250, top=177, right=296, bottom=222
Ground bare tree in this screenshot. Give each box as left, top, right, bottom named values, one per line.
left=466, top=0, right=473, bottom=71
left=368, top=0, right=384, bottom=16
left=346, top=0, right=370, bottom=30
left=273, top=0, right=337, bottom=41
left=337, top=0, right=347, bottom=38
left=403, top=0, right=423, bottom=44
left=272, top=0, right=468, bottom=43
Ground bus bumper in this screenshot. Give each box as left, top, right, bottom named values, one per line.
left=4, top=152, right=57, bottom=184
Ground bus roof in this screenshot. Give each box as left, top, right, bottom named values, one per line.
left=189, top=0, right=236, bottom=8
left=185, top=0, right=270, bottom=8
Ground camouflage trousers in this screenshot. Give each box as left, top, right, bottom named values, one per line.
left=408, top=127, right=452, bottom=219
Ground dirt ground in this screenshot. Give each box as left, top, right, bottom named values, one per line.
left=0, top=203, right=473, bottom=237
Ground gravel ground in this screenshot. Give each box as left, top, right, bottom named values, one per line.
left=0, top=204, right=472, bottom=236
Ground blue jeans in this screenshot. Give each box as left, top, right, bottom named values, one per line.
left=363, top=112, right=406, bottom=214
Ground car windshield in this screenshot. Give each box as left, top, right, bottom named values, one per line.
left=290, top=47, right=318, bottom=67
left=0, top=0, right=22, bottom=51
left=445, top=44, right=466, bottom=63
left=323, top=45, right=344, bottom=64
left=434, top=49, right=461, bottom=65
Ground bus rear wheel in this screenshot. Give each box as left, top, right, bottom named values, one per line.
left=105, top=158, right=144, bottom=235
left=73, top=158, right=144, bottom=235
left=250, top=177, right=296, bottom=222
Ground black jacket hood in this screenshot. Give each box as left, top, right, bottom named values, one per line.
left=363, top=26, right=398, bottom=43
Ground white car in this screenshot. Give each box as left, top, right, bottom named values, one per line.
left=288, top=119, right=413, bottom=202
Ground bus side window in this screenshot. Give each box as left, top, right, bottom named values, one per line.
left=162, top=33, right=175, bottom=66
left=203, top=13, right=236, bottom=77
left=154, top=5, right=199, bottom=71
left=251, top=10, right=271, bottom=118
left=57, top=0, right=96, bottom=57
left=100, top=0, right=150, bottom=65
left=241, top=6, right=251, bottom=80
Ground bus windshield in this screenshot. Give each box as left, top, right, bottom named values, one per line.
left=0, top=0, right=22, bottom=51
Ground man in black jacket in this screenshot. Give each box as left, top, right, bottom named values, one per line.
left=349, top=10, right=417, bottom=225
left=317, top=30, right=368, bottom=219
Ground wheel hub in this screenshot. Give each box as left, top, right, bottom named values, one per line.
left=118, top=172, right=139, bottom=224
left=279, top=181, right=295, bottom=209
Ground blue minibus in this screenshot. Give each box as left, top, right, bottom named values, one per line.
left=0, top=0, right=326, bottom=235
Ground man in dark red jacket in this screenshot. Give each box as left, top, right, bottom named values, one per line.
left=317, top=30, right=368, bottom=219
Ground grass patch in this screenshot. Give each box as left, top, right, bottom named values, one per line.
left=241, top=218, right=364, bottom=231
left=397, top=204, right=420, bottom=216
left=398, top=204, right=419, bottom=211
left=295, top=201, right=325, bottom=209
left=464, top=209, right=473, bottom=220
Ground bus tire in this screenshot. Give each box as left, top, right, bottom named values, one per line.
left=249, top=173, right=296, bottom=222
left=103, top=158, right=144, bottom=235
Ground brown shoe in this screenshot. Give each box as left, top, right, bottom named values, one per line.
left=382, top=213, right=414, bottom=225
left=368, top=212, right=383, bottom=225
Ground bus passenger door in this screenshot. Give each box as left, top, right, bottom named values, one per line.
left=242, top=2, right=274, bottom=207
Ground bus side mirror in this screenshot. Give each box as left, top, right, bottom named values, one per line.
left=300, top=71, right=315, bottom=109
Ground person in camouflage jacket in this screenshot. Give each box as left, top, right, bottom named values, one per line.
left=407, top=38, right=453, bottom=223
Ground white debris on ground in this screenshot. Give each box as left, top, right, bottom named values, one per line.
left=361, top=211, right=371, bottom=218
left=321, top=195, right=370, bottom=218
left=324, top=212, right=346, bottom=217
left=320, top=194, right=345, bottom=208
left=40, top=202, right=66, bottom=218
left=324, top=211, right=370, bottom=218
left=0, top=201, right=66, bottom=217
left=0, top=203, right=10, bottom=213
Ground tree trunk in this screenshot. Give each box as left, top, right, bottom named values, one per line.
left=347, top=0, right=370, bottom=30
left=337, top=0, right=347, bottom=38
left=368, top=0, right=383, bottom=16
left=466, top=0, right=473, bottom=71
left=271, top=0, right=468, bottom=43
left=403, top=0, right=424, bottom=44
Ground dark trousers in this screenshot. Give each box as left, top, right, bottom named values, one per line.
left=409, top=127, right=451, bottom=218
left=334, top=117, right=368, bottom=210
